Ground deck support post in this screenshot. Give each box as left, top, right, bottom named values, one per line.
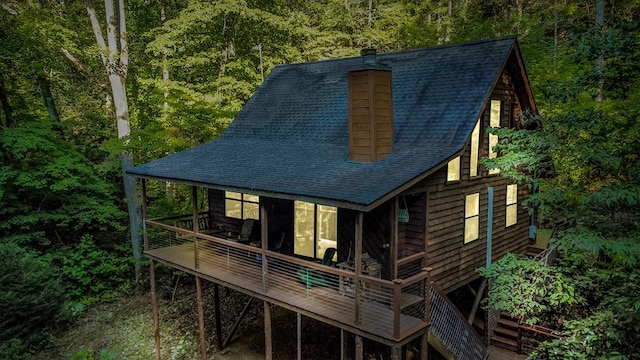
left=355, top=334, right=363, bottom=360
left=195, top=276, right=207, bottom=360
left=354, top=212, right=363, bottom=325
left=264, top=301, right=273, bottom=360
left=391, top=345, right=401, bottom=360
left=223, top=295, right=254, bottom=348
left=296, top=312, right=302, bottom=360
left=214, top=284, right=223, bottom=350
left=141, top=179, right=148, bottom=251
left=192, top=186, right=200, bottom=269
left=420, top=331, right=428, bottom=360
left=341, top=330, right=347, bottom=360
left=260, top=203, right=269, bottom=292
left=468, top=278, right=486, bottom=325
left=150, top=260, right=161, bottom=360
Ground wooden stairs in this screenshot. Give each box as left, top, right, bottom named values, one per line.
left=491, top=312, right=521, bottom=353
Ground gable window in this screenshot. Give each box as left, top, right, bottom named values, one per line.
left=464, top=193, right=480, bottom=243
left=488, top=100, right=501, bottom=175
left=506, top=184, right=518, bottom=227
left=225, top=192, right=259, bottom=220
left=470, top=119, right=480, bottom=177
left=294, top=201, right=337, bottom=261
left=447, top=156, right=460, bottom=181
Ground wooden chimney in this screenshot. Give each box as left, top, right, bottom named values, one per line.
left=348, top=48, right=393, bottom=162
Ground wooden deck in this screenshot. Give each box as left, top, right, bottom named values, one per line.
left=146, top=242, right=427, bottom=345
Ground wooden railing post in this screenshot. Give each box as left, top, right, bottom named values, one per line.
left=423, top=267, right=432, bottom=325
left=192, top=186, right=199, bottom=269
left=393, top=278, right=403, bottom=339
left=142, top=179, right=149, bottom=251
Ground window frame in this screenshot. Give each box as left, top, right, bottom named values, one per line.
left=294, top=201, right=338, bottom=261
left=224, top=191, right=260, bottom=220
left=464, top=193, right=480, bottom=244
left=506, top=184, right=518, bottom=227
left=447, top=156, right=461, bottom=182
left=469, top=119, right=481, bottom=178
left=488, top=100, right=501, bottom=175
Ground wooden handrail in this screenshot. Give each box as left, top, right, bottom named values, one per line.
left=148, top=211, right=210, bottom=222
left=145, top=219, right=193, bottom=234
left=397, top=252, right=425, bottom=266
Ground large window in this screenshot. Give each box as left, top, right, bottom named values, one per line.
left=447, top=156, right=460, bottom=181
left=488, top=100, right=501, bottom=174
left=464, top=193, right=480, bottom=243
left=225, top=192, right=259, bottom=220
left=506, top=184, right=518, bottom=227
left=470, top=119, right=480, bottom=177
left=294, top=201, right=337, bottom=261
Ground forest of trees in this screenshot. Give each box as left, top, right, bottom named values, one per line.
left=0, top=0, right=638, bottom=359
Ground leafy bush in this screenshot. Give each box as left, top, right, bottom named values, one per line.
left=60, top=234, right=133, bottom=305
left=0, top=242, right=68, bottom=354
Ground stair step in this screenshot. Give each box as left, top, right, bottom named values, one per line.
left=497, top=318, right=519, bottom=328
left=492, top=335, right=520, bottom=352
left=495, top=326, right=518, bottom=338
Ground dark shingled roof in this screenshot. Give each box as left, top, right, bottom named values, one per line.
left=129, top=37, right=522, bottom=210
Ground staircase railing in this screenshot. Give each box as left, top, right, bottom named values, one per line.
left=429, top=282, right=487, bottom=360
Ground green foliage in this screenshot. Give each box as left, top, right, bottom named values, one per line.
left=0, top=242, right=68, bottom=349
left=60, top=235, right=133, bottom=305
left=67, top=348, right=119, bottom=360
left=480, top=253, right=579, bottom=324
left=0, top=120, right=126, bottom=248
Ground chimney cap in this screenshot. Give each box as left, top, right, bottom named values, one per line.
left=361, top=47, right=377, bottom=57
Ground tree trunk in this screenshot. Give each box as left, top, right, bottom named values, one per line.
left=595, top=0, right=604, bottom=102
left=37, top=73, right=60, bottom=124
left=87, top=0, right=142, bottom=279
left=0, top=74, right=13, bottom=128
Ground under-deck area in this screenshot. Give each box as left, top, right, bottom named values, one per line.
left=146, top=219, right=430, bottom=345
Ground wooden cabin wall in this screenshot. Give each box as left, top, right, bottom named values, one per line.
left=208, top=189, right=244, bottom=233
left=397, top=193, right=425, bottom=258
left=406, top=68, right=530, bottom=293
left=362, top=201, right=392, bottom=279
left=263, top=197, right=294, bottom=253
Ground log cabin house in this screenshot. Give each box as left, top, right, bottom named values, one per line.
left=128, top=36, right=537, bottom=360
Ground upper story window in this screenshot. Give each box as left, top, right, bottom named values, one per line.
left=294, top=201, right=337, bottom=261
left=470, top=119, right=480, bottom=177
left=225, top=192, right=259, bottom=220
left=488, top=100, right=501, bottom=175
left=447, top=156, right=460, bottom=181
left=464, top=193, right=480, bottom=243
left=506, top=184, right=518, bottom=227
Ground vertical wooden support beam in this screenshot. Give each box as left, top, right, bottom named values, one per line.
left=391, top=197, right=399, bottom=279
left=424, top=267, right=432, bottom=326
left=213, top=284, right=223, bottom=350
left=354, top=212, right=363, bottom=325
left=260, top=203, right=269, bottom=292
left=393, top=279, right=402, bottom=339
left=423, top=192, right=429, bottom=268
left=296, top=313, right=302, bottom=360
left=195, top=276, right=207, bottom=360
left=341, top=330, right=347, bottom=360
left=391, top=345, right=401, bottom=360
left=355, top=334, right=363, bottom=360
left=264, top=301, right=273, bottom=360
left=192, top=186, right=200, bottom=269
left=420, top=331, right=428, bottom=360
left=141, top=179, right=149, bottom=251
left=150, top=260, right=161, bottom=360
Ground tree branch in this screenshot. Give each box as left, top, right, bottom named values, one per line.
left=60, top=48, right=86, bottom=72
left=104, top=0, right=118, bottom=55
left=85, top=0, right=108, bottom=67
left=1, top=3, right=18, bottom=15
left=118, top=0, right=128, bottom=75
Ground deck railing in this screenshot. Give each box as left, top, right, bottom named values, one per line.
left=144, top=217, right=430, bottom=341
